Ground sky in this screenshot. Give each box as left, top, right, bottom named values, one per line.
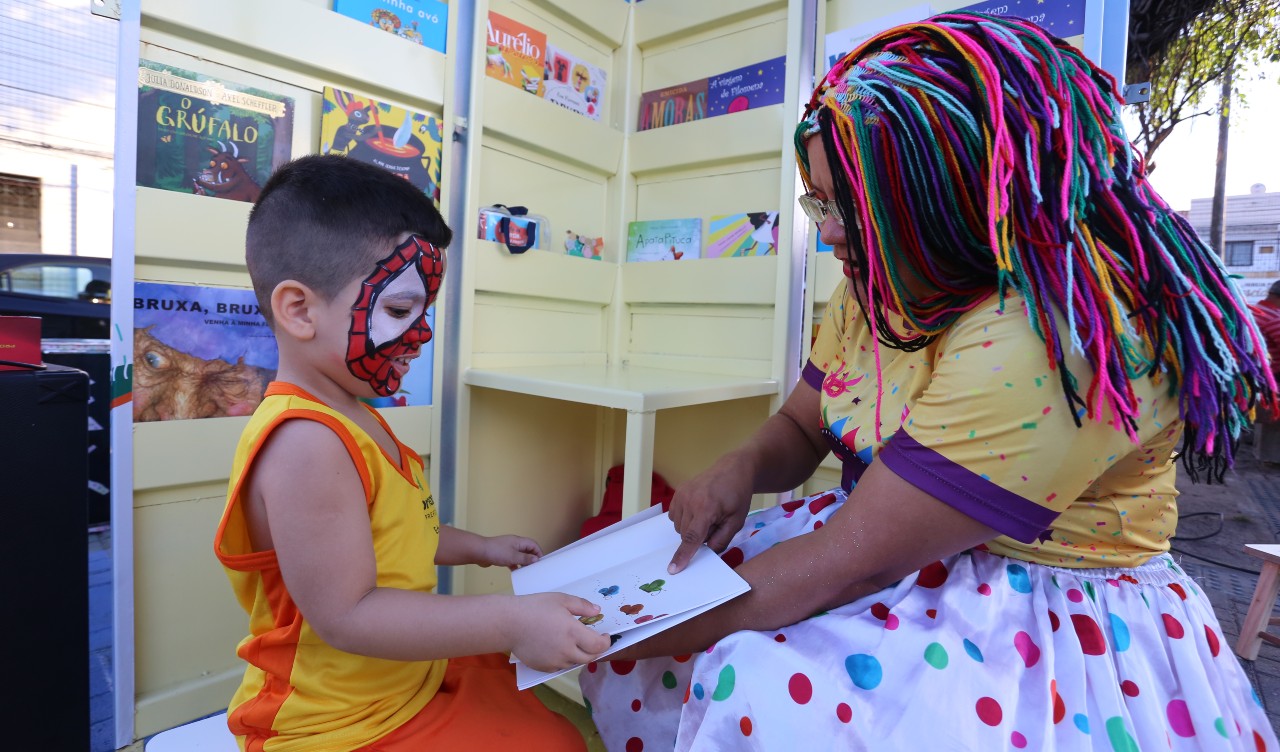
left=1126, top=60, right=1280, bottom=211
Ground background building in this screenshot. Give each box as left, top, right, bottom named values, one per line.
left=1189, top=184, right=1280, bottom=301
left=0, top=0, right=117, bottom=258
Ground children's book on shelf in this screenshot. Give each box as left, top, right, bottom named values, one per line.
left=627, top=219, right=702, bottom=262
left=136, top=60, right=295, bottom=203
left=320, top=87, right=444, bottom=206
left=541, top=44, right=606, bottom=121
left=510, top=505, right=750, bottom=690
left=955, top=0, right=1086, bottom=46
left=707, top=56, right=786, bottom=116
left=332, top=0, right=448, bottom=53
left=564, top=230, right=603, bottom=260
left=825, top=5, right=935, bottom=69
left=707, top=212, right=779, bottom=257
left=485, top=12, right=547, bottom=94
left=636, top=78, right=708, bottom=131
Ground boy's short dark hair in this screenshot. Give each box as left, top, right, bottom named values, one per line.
left=246, top=154, right=452, bottom=325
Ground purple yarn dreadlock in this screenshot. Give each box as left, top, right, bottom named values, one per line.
left=795, top=12, right=1277, bottom=481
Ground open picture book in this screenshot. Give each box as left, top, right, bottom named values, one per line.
left=510, top=505, right=751, bottom=689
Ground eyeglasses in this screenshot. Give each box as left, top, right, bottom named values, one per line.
left=797, top=193, right=845, bottom=227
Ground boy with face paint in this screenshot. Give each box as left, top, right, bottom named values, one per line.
left=215, top=155, right=607, bottom=752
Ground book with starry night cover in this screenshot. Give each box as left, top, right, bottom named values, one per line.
left=706, top=56, right=786, bottom=117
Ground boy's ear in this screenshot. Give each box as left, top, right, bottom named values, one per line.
left=271, top=280, right=319, bottom=341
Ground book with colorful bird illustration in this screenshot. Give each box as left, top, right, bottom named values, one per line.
left=510, top=505, right=751, bottom=689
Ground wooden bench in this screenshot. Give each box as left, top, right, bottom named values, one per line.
left=1235, top=544, right=1280, bottom=661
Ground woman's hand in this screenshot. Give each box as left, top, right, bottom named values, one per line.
left=479, top=534, right=543, bottom=570
left=667, top=453, right=756, bottom=574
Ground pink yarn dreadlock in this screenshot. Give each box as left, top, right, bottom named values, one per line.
left=795, top=12, right=1276, bottom=481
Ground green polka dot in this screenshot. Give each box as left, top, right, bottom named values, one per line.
left=584, top=697, right=592, bottom=718
left=711, top=664, right=736, bottom=701
left=1084, top=581, right=1096, bottom=601
left=1215, top=718, right=1228, bottom=738
left=661, top=671, right=678, bottom=690
left=1021, top=422, right=1037, bottom=429
left=1105, top=716, right=1138, bottom=752
left=924, top=642, right=949, bottom=669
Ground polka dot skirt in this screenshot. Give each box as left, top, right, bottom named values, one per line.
left=580, top=489, right=1277, bottom=751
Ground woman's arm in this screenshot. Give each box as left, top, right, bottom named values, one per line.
left=621, top=459, right=997, bottom=659
left=667, top=378, right=828, bottom=572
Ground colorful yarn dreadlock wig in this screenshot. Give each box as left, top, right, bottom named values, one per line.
left=795, top=12, right=1276, bottom=480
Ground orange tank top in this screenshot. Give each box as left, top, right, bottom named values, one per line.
left=214, top=383, right=446, bottom=752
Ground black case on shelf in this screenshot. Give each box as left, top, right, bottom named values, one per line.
left=0, top=363, right=90, bottom=750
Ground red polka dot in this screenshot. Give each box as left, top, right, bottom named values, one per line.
left=1168, top=583, right=1187, bottom=600
left=809, top=493, right=837, bottom=514
left=587, top=662, right=598, bottom=673
left=976, top=697, right=1003, bottom=726
left=1012, top=731, right=1027, bottom=748
left=871, top=602, right=890, bottom=620
left=1162, top=613, right=1186, bottom=639
left=1206, top=625, right=1221, bottom=657
left=926, top=609, right=938, bottom=619
left=1254, top=730, right=1267, bottom=752
left=788, top=673, right=813, bottom=704
left=631, top=699, right=643, bottom=712
left=1071, top=614, right=1107, bottom=655
left=813, top=520, right=824, bottom=530
left=1121, top=680, right=1139, bottom=697
left=977, top=583, right=992, bottom=596
left=1048, top=610, right=1061, bottom=632
left=1052, top=680, right=1065, bottom=724
left=673, top=654, right=693, bottom=663
left=720, top=547, right=744, bottom=569
left=836, top=703, right=853, bottom=723
left=774, top=634, right=787, bottom=643
left=917, top=560, right=950, bottom=588
left=740, top=717, right=753, bottom=736
left=781, top=500, right=805, bottom=512
left=612, top=660, right=637, bottom=675
left=626, top=738, right=644, bottom=752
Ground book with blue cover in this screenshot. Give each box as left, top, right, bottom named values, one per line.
left=333, top=0, right=448, bottom=54
left=707, top=56, right=786, bottom=117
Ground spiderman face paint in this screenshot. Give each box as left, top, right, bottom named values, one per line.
left=346, top=235, right=444, bottom=397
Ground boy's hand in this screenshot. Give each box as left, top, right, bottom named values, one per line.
left=480, top=535, right=542, bottom=570
left=509, top=593, right=612, bottom=672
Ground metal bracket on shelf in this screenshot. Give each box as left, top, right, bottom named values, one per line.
left=1124, top=83, right=1152, bottom=105
left=90, top=0, right=121, bottom=20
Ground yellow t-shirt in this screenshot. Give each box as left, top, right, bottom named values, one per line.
left=808, top=281, right=1183, bottom=567
left=214, top=382, right=446, bottom=751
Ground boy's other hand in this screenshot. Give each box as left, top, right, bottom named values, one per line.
left=509, top=594, right=612, bottom=672
left=481, top=534, right=542, bottom=570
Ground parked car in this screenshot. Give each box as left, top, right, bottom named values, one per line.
left=0, top=253, right=110, bottom=338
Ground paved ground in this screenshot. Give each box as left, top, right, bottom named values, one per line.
left=1170, top=437, right=1280, bottom=733
left=88, top=445, right=1280, bottom=750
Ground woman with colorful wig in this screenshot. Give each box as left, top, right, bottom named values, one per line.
left=582, top=13, right=1277, bottom=751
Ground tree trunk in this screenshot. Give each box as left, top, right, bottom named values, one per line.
left=1210, top=69, right=1232, bottom=257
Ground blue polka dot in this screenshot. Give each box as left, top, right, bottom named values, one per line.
left=1109, top=613, right=1131, bottom=652
left=1074, top=713, right=1090, bottom=734
left=845, top=653, right=883, bottom=690
left=693, top=683, right=704, bottom=700
left=1005, top=564, right=1032, bottom=594
left=1254, top=686, right=1264, bottom=708
left=963, top=639, right=984, bottom=663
